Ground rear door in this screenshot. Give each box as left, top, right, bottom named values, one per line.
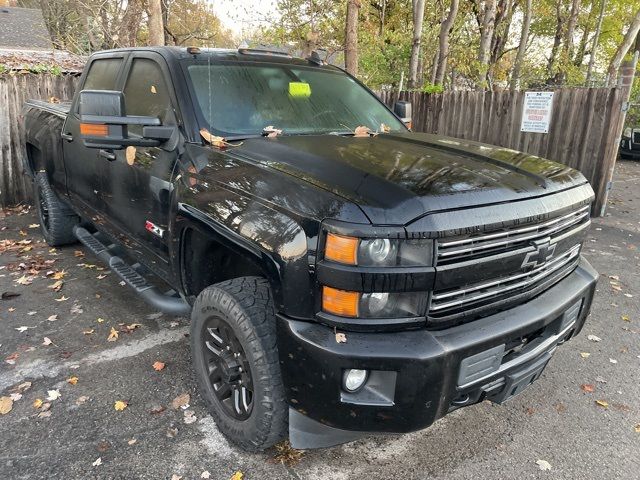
left=62, top=55, right=126, bottom=219
left=98, top=52, right=180, bottom=274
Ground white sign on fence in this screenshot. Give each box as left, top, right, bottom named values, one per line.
left=520, top=92, right=554, bottom=133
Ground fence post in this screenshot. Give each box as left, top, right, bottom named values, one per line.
left=596, top=56, right=638, bottom=216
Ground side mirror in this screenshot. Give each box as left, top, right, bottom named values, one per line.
left=393, top=101, right=412, bottom=129
left=79, top=90, right=173, bottom=149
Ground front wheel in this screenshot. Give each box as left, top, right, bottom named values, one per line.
left=190, top=277, right=288, bottom=451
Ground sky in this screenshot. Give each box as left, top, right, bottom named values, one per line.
left=211, top=0, right=278, bottom=37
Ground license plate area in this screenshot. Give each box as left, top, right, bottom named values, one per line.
left=488, top=351, right=552, bottom=404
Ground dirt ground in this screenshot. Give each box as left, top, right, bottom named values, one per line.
left=1, top=161, right=639, bottom=480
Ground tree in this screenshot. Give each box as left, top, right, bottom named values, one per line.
left=408, top=0, right=426, bottom=88
left=586, top=0, right=607, bottom=84
left=477, top=0, right=497, bottom=87
left=345, top=0, right=360, bottom=75
left=147, top=0, right=165, bottom=46
left=433, top=0, right=460, bottom=86
left=607, top=8, right=640, bottom=84
left=510, top=0, right=532, bottom=90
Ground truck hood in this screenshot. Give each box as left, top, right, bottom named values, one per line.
left=231, top=132, right=588, bottom=225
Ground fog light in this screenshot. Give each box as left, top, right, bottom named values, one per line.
left=343, top=369, right=368, bottom=392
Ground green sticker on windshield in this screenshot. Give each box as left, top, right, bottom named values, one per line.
left=289, top=82, right=311, bottom=98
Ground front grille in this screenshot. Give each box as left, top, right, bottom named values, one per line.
left=436, top=205, right=590, bottom=266
left=430, top=244, right=581, bottom=317
left=429, top=205, right=590, bottom=325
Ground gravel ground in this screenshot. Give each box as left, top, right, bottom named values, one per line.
left=1, top=160, right=639, bottom=480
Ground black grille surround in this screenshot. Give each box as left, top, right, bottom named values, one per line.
left=428, top=205, right=591, bottom=327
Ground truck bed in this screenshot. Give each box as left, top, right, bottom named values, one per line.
left=24, top=99, right=71, bottom=118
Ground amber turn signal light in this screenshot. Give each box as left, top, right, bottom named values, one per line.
left=322, top=286, right=359, bottom=317
left=80, top=123, right=109, bottom=137
left=325, top=233, right=358, bottom=265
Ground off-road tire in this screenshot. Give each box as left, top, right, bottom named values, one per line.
left=191, top=276, right=288, bottom=451
left=34, top=173, right=79, bottom=246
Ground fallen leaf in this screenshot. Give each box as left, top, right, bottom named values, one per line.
left=635, top=424, right=640, bottom=433
left=9, top=392, right=22, bottom=402
left=107, top=327, right=119, bottom=342
left=33, top=398, right=43, bottom=409
left=595, top=376, right=607, bottom=383
left=150, top=405, right=166, bottom=414
left=171, top=475, right=182, bottom=480
left=172, top=393, right=190, bottom=410
left=201, top=472, right=211, bottom=479
left=183, top=410, right=197, bottom=424
left=587, top=334, right=601, bottom=342
left=28, top=311, right=37, bottom=315
left=152, top=361, right=166, bottom=371
left=15, top=326, right=31, bottom=333
left=51, top=270, right=67, bottom=280
left=55, top=295, right=69, bottom=302
left=609, top=358, right=618, bottom=364
left=580, top=384, right=595, bottom=393
left=15, top=381, right=31, bottom=393
left=200, top=128, right=241, bottom=149
left=595, top=399, right=609, bottom=408
left=83, top=329, right=95, bottom=335
left=0, top=396, right=13, bottom=415
left=97, top=274, right=107, bottom=280
left=125, top=146, right=137, bottom=165
left=230, top=471, right=244, bottom=480
left=47, top=314, right=58, bottom=322
left=263, top=125, right=283, bottom=137
left=76, top=396, right=89, bottom=405
left=46, top=389, right=61, bottom=401
left=335, top=332, right=347, bottom=344
left=48, top=280, right=63, bottom=292
left=97, top=317, right=105, bottom=323
left=166, top=427, right=178, bottom=438
left=114, top=400, right=128, bottom=411
left=28, top=223, right=39, bottom=228
left=74, top=250, right=85, bottom=257
left=536, top=459, right=552, bottom=471
left=128, top=438, right=137, bottom=445
left=621, top=315, right=630, bottom=322
left=92, top=457, right=102, bottom=467
left=37, top=410, right=52, bottom=418
left=70, top=303, right=83, bottom=315
left=580, top=352, right=591, bottom=358
left=353, top=125, right=372, bottom=137
left=42, top=337, right=53, bottom=346
left=15, top=275, right=32, bottom=285
left=67, top=376, right=79, bottom=385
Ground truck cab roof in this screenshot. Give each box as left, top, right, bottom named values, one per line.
left=90, top=46, right=333, bottom=69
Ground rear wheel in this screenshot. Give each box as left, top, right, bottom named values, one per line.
left=190, top=277, right=288, bottom=451
left=34, top=173, right=79, bottom=246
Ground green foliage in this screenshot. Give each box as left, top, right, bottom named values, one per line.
left=422, top=83, right=444, bottom=94
left=0, top=65, right=7, bottom=75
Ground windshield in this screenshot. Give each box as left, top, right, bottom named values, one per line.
left=185, top=62, right=405, bottom=137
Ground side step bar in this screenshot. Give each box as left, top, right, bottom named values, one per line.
left=73, top=226, right=191, bottom=316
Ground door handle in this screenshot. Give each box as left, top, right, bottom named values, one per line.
left=99, top=149, right=116, bottom=161
left=61, top=132, right=73, bottom=142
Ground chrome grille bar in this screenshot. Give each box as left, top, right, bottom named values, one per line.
left=437, top=205, right=589, bottom=259
left=431, top=244, right=581, bottom=312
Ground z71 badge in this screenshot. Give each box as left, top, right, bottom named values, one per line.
left=145, top=220, right=164, bottom=238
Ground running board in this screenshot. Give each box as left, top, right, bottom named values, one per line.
left=73, top=226, right=191, bottom=316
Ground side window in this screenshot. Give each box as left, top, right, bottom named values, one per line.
left=83, top=58, right=122, bottom=90
left=123, top=58, right=172, bottom=136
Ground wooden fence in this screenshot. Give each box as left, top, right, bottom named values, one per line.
left=380, top=88, right=625, bottom=215
left=0, top=74, right=79, bottom=207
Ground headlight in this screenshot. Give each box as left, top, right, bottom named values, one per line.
left=322, top=286, right=427, bottom=318
left=325, top=233, right=433, bottom=267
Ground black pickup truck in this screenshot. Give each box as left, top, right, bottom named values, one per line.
left=23, top=47, right=597, bottom=451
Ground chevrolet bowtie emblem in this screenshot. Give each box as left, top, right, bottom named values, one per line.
left=522, top=238, right=556, bottom=270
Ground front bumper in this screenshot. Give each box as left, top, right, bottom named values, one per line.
left=277, top=257, right=598, bottom=448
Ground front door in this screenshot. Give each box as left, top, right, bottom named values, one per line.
left=62, top=55, right=126, bottom=219
left=99, top=54, right=180, bottom=275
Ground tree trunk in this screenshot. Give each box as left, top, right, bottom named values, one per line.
left=510, top=0, right=532, bottom=91
left=586, top=0, right=606, bottom=84
left=574, top=0, right=596, bottom=66
left=488, top=0, right=515, bottom=84
left=408, top=0, right=426, bottom=89
left=345, top=0, right=360, bottom=75
left=564, top=0, right=581, bottom=57
left=607, top=9, right=640, bottom=85
left=120, top=0, right=143, bottom=47
left=547, top=1, right=565, bottom=78
left=477, top=0, right=497, bottom=87
left=147, top=0, right=164, bottom=46
left=434, top=0, right=460, bottom=86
